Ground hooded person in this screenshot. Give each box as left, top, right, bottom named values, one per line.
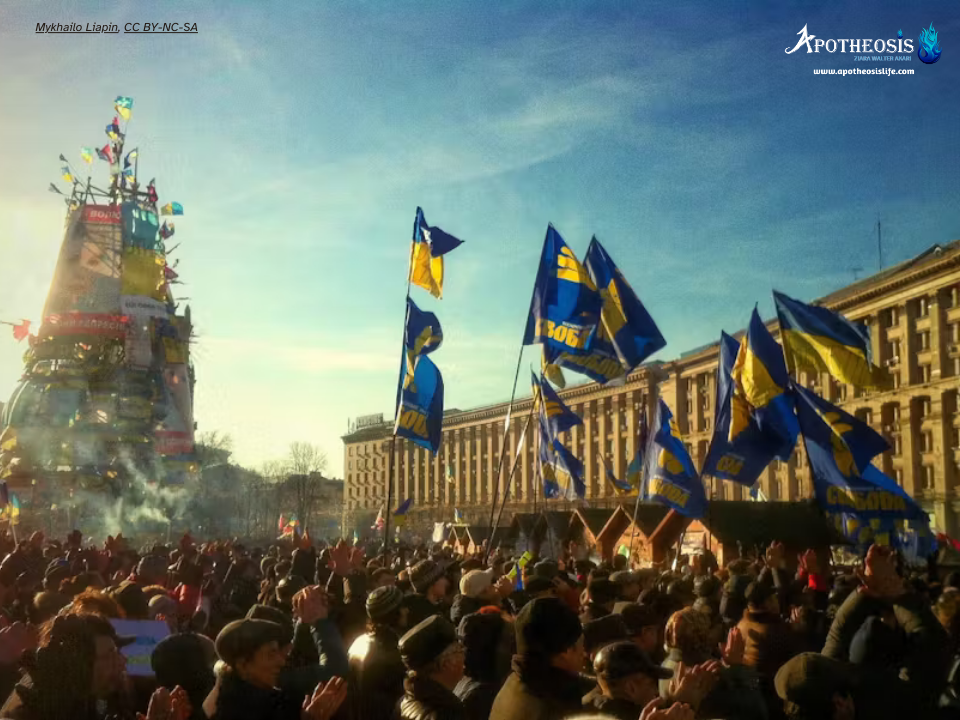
left=451, top=569, right=511, bottom=626
left=397, top=616, right=466, bottom=720
left=345, top=585, right=408, bottom=720
left=489, top=597, right=591, bottom=720
left=455, top=611, right=514, bottom=720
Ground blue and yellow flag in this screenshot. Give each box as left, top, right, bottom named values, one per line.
left=540, top=346, right=567, bottom=388
left=794, top=384, right=923, bottom=523
left=9, top=494, right=20, bottom=526
left=548, top=341, right=626, bottom=385
left=642, top=399, right=706, bottom=518
left=61, top=166, right=74, bottom=184
left=393, top=498, right=413, bottom=527
left=80, top=147, right=94, bottom=165
left=625, top=405, right=648, bottom=488
left=599, top=453, right=634, bottom=496
left=105, top=117, right=122, bottom=141
left=774, top=290, right=884, bottom=389
left=531, top=372, right=581, bottom=436
left=523, top=225, right=602, bottom=357
left=394, top=353, right=444, bottom=453
left=115, top=96, right=134, bottom=121
left=538, top=432, right=586, bottom=500
left=702, top=331, right=785, bottom=486
left=454, top=508, right=464, bottom=524
left=160, top=202, right=184, bottom=216
left=402, top=298, right=443, bottom=393
left=409, top=207, right=464, bottom=299
left=584, top=237, right=666, bottom=373
left=730, top=309, right=800, bottom=461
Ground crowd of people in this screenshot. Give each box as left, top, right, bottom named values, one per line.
left=0, top=528, right=954, bottom=720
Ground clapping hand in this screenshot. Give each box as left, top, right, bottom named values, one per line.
left=293, top=586, right=330, bottom=625
left=720, top=626, right=745, bottom=666
left=669, top=660, right=720, bottom=710
left=640, top=698, right=696, bottom=720
left=303, top=677, right=347, bottom=720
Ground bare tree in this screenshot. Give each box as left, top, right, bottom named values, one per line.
left=285, top=442, right=328, bottom=533
left=195, top=431, right=234, bottom=468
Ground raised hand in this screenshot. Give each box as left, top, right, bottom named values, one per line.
left=720, top=626, right=745, bottom=666
left=293, top=586, right=329, bottom=625
left=138, top=687, right=173, bottom=720
left=668, top=660, right=720, bottom=710
left=327, top=541, right=352, bottom=577
left=495, top=576, right=514, bottom=598
left=765, top=541, right=785, bottom=569
left=797, top=549, right=820, bottom=576
left=641, top=698, right=696, bottom=720
left=303, top=677, right=347, bottom=720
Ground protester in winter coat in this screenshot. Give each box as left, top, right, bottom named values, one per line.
left=397, top=616, right=466, bottom=720
left=205, top=618, right=346, bottom=720
left=151, top=632, right=218, bottom=720
left=490, top=597, right=591, bottom=720
left=450, top=569, right=512, bottom=626
left=454, top=611, right=513, bottom=720
left=346, top=585, right=409, bottom=720
left=579, top=579, right=618, bottom=624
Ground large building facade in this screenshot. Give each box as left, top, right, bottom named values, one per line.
left=342, top=241, right=960, bottom=537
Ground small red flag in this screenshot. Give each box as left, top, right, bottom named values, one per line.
left=11, top=320, right=30, bottom=342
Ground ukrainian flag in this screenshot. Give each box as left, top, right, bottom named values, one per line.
left=730, top=309, right=800, bottom=461
left=774, top=290, right=885, bottom=389
left=531, top=372, right=581, bottom=436
left=642, top=399, right=706, bottom=518
left=599, top=453, right=635, bottom=496
left=409, top=207, right=464, bottom=299
left=393, top=498, right=413, bottom=527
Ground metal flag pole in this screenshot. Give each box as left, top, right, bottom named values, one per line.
left=383, top=227, right=418, bottom=558
left=486, top=226, right=550, bottom=535
left=628, top=400, right=651, bottom=562
left=486, top=387, right=540, bottom=563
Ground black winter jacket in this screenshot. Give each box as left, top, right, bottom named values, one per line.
left=396, top=677, right=465, bottom=720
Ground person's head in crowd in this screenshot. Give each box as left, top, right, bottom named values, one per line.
left=148, top=594, right=178, bottom=631
left=515, top=597, right=584, bottom=674
left=619, top=604, right=662, bottom=656
left=399, top=616, right=465, bottom=689
left=367, top=585, right=409, bottom=632
left=610, top=571, right=641, bottom=602
left=721, top=573, right=752, bottom=626
left=134, top=554, right=169, bottom=587
left=775, top=653, right=856, bottom=720
left=745, top=581, right=779, bottom=616
left=110, top=581, right=149, bottom=620
left=594, top=640, right=673, bottom=708
left=274, top=574, right=306, bottom=609
left=274, top=559, right=292, bottom=579
left=17, top=613, right=133, bottom=719
left=215, top=618, right=290, bottom=689
left=260, top=556, right=277, bottom=579
left=583, top=614, right=629, bottom=663
left=612, top=554, right=628, bottom=572
left=666, top=579, right=695, bottom=608
left=460, top=569, right=501, bottom=605
left=140, top=584, right=169, bottom=602
left=848, top=615, right=904, bottom=670
left=524, top=576, right=556, bottom=601
left=936, top=587, right=960, bottom=637
left=151, top=632, right=217, bottom=711
left=460, top=558, right=483, bottom=574
left=409, top=559, right=450, bottom=602
left=43, top=561, right=70, bottom=592
left=31, top=591, right=69, bottom=625
left=587, top=578, right=619, bottom=613
left=665, top=607, right=714, bottom=663
left=370, top=567, right=396, bottom=590
left=60, top=589, right=124, bottom=621
left=246, top=604, right=294, bottom=647
left=458, top=611, right=513, bottom=684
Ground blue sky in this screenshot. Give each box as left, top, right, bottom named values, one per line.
left=0, top=1, right=958, bottom=477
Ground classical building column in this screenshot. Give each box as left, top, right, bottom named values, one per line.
left=487, top=421, right=496, bottom=505
left=453, top=429, right=462, bottom=507
left=413, top=445, right=422, bottom=507
left=931, top=291, right=947, bottom=381
left=900, top=399, right=919, bottom=498
left=464, top=428, right=474, bottom=505
left=613, top=395, right=624, bottom=480
left=509, top=418, right=521, bottom=503
left=475, top=426, right=484, bottom=504
left=583, top=400, right=595, bottom=499
left=899, top=301, right=917, bottom=386
left=625, top=391, right=638, bottom=469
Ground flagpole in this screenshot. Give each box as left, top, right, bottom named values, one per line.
left=628, top=399, right=650, bottom=563
left=383, top=231, right=418, bottom=559
left=486, top=387, right=540, bottom=563
left=486, top=227, right=548, bottom=536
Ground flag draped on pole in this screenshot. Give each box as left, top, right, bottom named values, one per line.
left=729, top=309, right=800, bottom=461
left=793, top=384, right=928, bottom=549
left=409, top=207, right=464, bottom=299
left=774, top=290, right=886, bottom=389
left=642, top=399, right=706, bottom=518
left=702, top=330, right=791, bottom=486
left=393, top=498, right=412, bottom=527
left=523, top=225, right=602, bottom=357
left=394, top=353, right=444, bottom=453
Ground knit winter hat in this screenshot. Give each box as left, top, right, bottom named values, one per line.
left=515, top=597, right=582, bottom=657
left=366, top=585, right=404, bottom=622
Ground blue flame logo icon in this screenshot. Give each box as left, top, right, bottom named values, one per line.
left=918, top=23, right=942, bottom=64
left=897, top=29, right=903, bottom=39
